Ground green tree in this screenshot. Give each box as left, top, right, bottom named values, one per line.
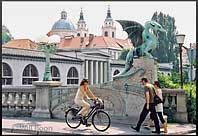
left=2, top=32, right=11, bottom=44
left=151, top=12, right=179, bottom=64
left=157, top=71, right=196, bottom=123
left=2, top=25, right=13, bottom=44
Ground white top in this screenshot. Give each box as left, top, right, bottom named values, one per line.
left=74, top=88, right=85, bottom=101
left=155, top=88, right=163, bottom=113
left=74, top=87, right=95, bottom=103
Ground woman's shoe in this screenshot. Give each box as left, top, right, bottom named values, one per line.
left=144, top=125, right=151, bottom=130
left=144, top=119, right=152, bottom=129
left=163, top=122, right=168, bottom=133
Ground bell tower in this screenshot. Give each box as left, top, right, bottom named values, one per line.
left=76, top=8, right=89, bottom=37
left=102, top=5, right=116, bottom=38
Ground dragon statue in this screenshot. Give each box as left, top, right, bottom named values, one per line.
left=114, top=20, right=166, bottom=79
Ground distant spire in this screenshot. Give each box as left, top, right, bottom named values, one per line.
left=79, top=8, right=84, bottom=21
left=106, top=5, right=112, bottom=19
left=61, top=10, right=67, bottom=20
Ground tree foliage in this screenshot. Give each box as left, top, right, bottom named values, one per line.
left=151, top=12, right=179, bottom=65
left=2, top=25, right=14, bottom=44
left=157, top=71, right=196, bottom=123
left=2, top=32, right=12, bottom=44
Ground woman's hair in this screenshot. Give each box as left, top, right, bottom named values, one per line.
left=80, top=79, right=89, bottom=86
left=154, top=81, right=161, bottom=88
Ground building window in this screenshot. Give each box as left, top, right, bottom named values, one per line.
left=77, top=33, right=80, bottom=36
left=112, top=32, right=115, bottom=38
left=51, top=66, right=60, bottom=81
left=113, top=69, right=120, bottom=76
left=67, top=67, right=79, bottom=85
left=104, top=31, right=108, bottom=37
left=2, top=62, right=13, bottom=85
left=22, top=64, right=39, bottom=85
left=84, top=33, right=87, bottom=37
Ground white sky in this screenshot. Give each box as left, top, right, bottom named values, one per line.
left=2, top=1, right=196, bottom=47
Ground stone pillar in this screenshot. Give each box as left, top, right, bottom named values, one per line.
left=95, top=61, right=98, bottom=84
left=175, top=93, right=188, bottom=123
left=90, top=60, right=93, bottom=85
left=100, top=61, right=104, bottom=83
left=104, top=62, right=108, bottom=82
left=107, top=60, right=111, bottom=81
left=7, top=93, right=14, bottom=108
left=32, top=81, right=61, bottom=119
left=85, top=60, right=89, bottom=79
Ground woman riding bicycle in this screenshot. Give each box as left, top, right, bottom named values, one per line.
left=74, top=78, right=97, bottom=127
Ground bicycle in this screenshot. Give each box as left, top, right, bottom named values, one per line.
left=64, top=98, right=111, bottom=132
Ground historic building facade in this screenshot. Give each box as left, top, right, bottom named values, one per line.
left=2, top=6, right=132, bottom=86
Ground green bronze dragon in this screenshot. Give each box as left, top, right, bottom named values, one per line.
left=114, top=20, right=166, bottom=79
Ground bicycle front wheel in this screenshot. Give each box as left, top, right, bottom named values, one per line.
left=65, top=108, right=81, bottom=128
left=92, top=110, right=111, bottom=132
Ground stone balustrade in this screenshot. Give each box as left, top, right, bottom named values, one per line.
left=2, top=86, right=36, bottom=111
left=2, top=85, right=188, bottom=123
left=162, top=89, right=188, bottom=123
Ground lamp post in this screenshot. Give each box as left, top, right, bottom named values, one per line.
left=176, top=34, right=185, bottom=89
left=186, top=43, right=196, bottom=123
left=36, top=35, right=60, bottom=81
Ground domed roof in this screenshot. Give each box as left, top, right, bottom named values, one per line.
left=52, top=19, right=76, bottom=31
left=51, top=11, right=76, bottom=31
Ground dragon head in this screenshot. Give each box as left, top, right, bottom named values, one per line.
left=146, top=21, right=167, bottom=34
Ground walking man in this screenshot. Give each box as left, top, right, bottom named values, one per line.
left=131, top=77, right=161, bottom=134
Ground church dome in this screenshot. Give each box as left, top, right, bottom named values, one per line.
left=51, top=11, right=76, bottom=31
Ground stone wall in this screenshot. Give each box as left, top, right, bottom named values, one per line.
left=51, top=58, right=158, bottom=124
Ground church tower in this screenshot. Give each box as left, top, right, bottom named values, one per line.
left=76, top=8, right=89, bottom=37
left=102, top=5, right=116, bottom=38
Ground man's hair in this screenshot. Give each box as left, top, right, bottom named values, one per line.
left=80, top=78, right=89, bottom=86
left=141, top=77, right=148, bottom=82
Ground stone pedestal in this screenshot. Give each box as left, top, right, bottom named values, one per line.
left=133, top=57, right=158, bottom=83
left=32, top=81, right=61, bottom=119
left=113, top=57, right=158, bottom=90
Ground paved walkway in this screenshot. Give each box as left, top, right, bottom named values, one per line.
left=2, top=117, right=196, bottom=135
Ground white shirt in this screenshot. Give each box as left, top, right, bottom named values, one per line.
left=155, top=88, right=163, bottom=113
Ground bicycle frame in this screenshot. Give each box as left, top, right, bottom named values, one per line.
left=83, top=106, right=99, bottom=121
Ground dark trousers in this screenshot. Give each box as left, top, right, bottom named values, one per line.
left=150, top=112, right=166, bottom=124
left=136, top=103, right=160, bottom=132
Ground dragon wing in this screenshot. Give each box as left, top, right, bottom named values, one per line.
left=116, top=20, right=144, bottom=47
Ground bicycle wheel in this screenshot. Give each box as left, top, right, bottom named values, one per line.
left=92, top=110, right=111, bottom=132
left=65, top=108, right=81, bottom=128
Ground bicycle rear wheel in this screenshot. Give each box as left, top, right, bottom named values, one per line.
left=92, top=110, right=111, bottom=132
left=65, top=108, right=81, bottom=128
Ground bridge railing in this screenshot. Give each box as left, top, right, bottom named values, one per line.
left=2, top=86, right=36, bottom=111
left=2, top=86, right=188, bottom=122
left=162, top=88, right=188, bottom=123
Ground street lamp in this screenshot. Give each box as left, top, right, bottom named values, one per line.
left=36, top=35, right=60, bottom=81
left=176, top=34, right=185, bottom=89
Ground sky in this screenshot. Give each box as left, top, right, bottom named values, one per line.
left=2, top=1, right=196, bottom=47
